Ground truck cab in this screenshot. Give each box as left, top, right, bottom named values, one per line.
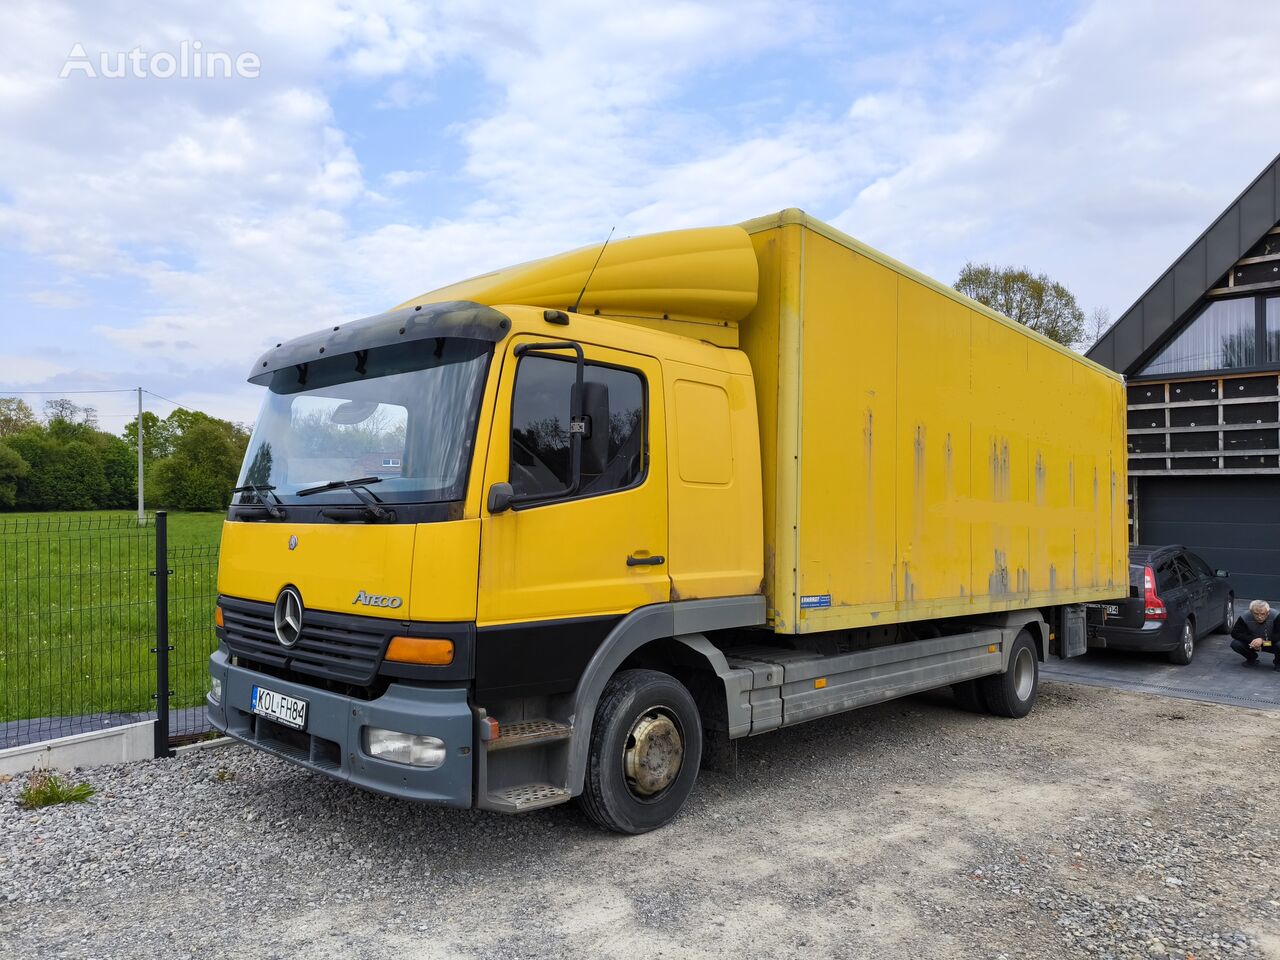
left=209, top=297, right=765, bottom=833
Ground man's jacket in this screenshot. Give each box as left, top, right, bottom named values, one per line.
left=1230, top=610, right=1278, bottom=647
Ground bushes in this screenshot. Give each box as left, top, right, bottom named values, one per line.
left=0, top=401, right=248, bottom=512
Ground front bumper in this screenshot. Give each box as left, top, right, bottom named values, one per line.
left=207, top=648, right=473, bottom=806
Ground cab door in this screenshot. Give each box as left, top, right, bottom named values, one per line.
left=476, top=336, right=669, bottom=629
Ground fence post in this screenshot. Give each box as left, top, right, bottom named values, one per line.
left=152, top=511, right=172, bottom=758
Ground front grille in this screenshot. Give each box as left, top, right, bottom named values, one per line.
left=220, top=596, right=391, bottom=686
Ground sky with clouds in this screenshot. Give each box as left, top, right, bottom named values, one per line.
left=1, top=0, right=1278, bottom=430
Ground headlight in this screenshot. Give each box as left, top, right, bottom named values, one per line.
left=362, top=727, right=446, bottom=768
left=209, top=676, right=222, bottom=703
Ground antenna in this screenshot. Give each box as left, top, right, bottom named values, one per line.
left=571, top=226, right=615, bottom=314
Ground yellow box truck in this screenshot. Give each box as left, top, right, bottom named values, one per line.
left=208, top=209, right=1128, bottom=833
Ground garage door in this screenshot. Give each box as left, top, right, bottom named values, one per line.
left=1137, top=476, right=1280, bottom=602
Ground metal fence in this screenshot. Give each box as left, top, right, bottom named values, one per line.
left=0, top=511, right=219, bottom=755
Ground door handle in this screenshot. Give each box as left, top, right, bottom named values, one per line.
left=627, top=554, right=665, bottom=567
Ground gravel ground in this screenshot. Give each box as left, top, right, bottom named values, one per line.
left=2, top=681, right=1279, bottom=959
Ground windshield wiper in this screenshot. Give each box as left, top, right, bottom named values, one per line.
left=231, top=483, right=286, bottom=519
left=296, top=476, right=391, bottom=520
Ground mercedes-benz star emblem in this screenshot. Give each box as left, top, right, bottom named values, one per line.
left=288, top=535, right=298, bottom=551
left=273, top=587, right=303, bottom=647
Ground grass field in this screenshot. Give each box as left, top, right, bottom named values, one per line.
left=0, top=511, right=225, bottom=727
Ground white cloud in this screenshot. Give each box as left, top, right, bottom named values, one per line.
left=1, top=0, right=1279, bottom=429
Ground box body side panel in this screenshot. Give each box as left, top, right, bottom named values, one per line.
left=781, top=228, right=1127, bottom=633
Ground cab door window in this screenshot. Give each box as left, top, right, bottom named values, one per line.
left=509, top=356, right=645, bottom=501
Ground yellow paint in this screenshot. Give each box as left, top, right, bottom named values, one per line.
left=218, top=520, right=416, bottom=619
left=665, top=361, right=763, bottom=600
left=395, top=226, right=759, bottom=347
left=814, top=677, right=828, bottom=689
left=408, top=519, right=481, bottom=622
left=738, top=210, right=1127, bottom=634
left=475, top=329, right=672, bottom=625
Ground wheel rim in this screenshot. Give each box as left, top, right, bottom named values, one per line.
left=1183, top=622, right=1194, bottom=657
left=1013, top=646, right=1035, bottom=702
left=623, top=707, right=684, bottom=799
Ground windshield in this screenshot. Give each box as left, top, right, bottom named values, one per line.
left=235, top=337, right=491, bottom=507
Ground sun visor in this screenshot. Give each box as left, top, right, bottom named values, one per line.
left=248, top=300, right=510, bottom=385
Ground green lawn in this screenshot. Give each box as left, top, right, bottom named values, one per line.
left=0, top=510, right=225, bottom=725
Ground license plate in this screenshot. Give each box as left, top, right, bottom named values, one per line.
left=251, top=686, right=308, bottom=730
left=1103, top=604, right=1120, bottom=616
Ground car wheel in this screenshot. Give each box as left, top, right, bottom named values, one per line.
left=978, top=630, right=1039, bottom=719
left=1221, top=594, right=1234, bottom=633
left=577, top=669, right=702, bottom=834
left=1168, top=618, right=1194, bottom=665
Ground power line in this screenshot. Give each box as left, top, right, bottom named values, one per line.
left=142, top=389, right=196, bottom=412
left=0, top=388, right=137, bottom=395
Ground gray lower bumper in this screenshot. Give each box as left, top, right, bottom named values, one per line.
left=207, top=648, right=473, bottom=806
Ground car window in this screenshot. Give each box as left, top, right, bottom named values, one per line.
left=1186, top=553, right=1214, bottom=579
left=509, top=355, right=645, bottom=501
left=1172, top=555, right=1196, bottom=585
left=1154, top=559, right=1179, bottom=592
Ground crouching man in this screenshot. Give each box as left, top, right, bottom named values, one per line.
left=1230, top=600, right=1279, bottom=669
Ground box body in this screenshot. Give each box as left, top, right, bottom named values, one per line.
left=739, top=211, right=1128, bottom=633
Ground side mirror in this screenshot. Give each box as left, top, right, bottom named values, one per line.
left=487, top=482, right=514, bottom=514
left=575, top=380, right=610, bottom=476
left=1215, top=569, right=1229, bottom=578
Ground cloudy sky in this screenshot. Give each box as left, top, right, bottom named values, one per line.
left=1, top=0, right=1278, bottom=430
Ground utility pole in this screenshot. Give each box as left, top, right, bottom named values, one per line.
left=137, top=386, right=145, bottom=524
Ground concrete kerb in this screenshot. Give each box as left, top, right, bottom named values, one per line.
left=0, top=720, right=155, bottom=777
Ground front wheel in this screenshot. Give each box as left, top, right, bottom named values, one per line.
left=1220, top=595, right=1234, bottom=633
left=978, top=630, right=1039, bottom=718
left=1168, top=618, right=1194, bottom=665
left=577, top=669, right=702, bottom=834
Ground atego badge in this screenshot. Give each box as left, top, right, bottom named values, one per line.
left=353, top=590, right=403, bottom=609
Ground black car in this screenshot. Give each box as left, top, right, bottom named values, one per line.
left=1087, top=545, right=1234, bottom=665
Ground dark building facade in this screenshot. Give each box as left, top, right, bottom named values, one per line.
left=1088, top=151, right=1280, bottom=601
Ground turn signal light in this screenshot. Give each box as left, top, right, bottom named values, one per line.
left=386, top=636, right=454, bottom=665
left=215, top=605, right=224, bottom=629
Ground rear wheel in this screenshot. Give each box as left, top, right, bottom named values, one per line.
left=978, top=631, right=1039, bottom=718
left=577, top=669, right=702, bottom=834
left=1168, top=618, right=1195, bottom=665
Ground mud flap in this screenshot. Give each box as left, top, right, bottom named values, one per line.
left=1059, top=604, right=1088, bottom=659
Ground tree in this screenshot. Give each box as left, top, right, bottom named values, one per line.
left=0, top=441, right=29, bottom=507
left=122, top=411, right=177, bottom=465
left=956, top=263, right=1086, bottom=347
left=151, top=421, right=241, bottom=511
left=6, top=429, right=109, bottom=510
left=0, top=398, right=37, bottom=437
left=43, top=398, right=97, bottom=428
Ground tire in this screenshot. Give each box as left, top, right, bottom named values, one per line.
left=577, top=669, right=702, bottom=834
left=978, top=630, right=1039, bottom=719
left=1220, top=595, right=1234, bottom=633
left=952, top=680, right=987, bottom=713
left=1168, top=618, right=1195, bottom=665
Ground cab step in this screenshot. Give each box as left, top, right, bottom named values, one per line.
left=486, top=783, right=571, bottom=812
left=486, top=719, right=571, bottom=752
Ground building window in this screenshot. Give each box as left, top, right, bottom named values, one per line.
left=382, top=457, right=401, bottom=468
left=1266, top=297, right=1280, bottom=364
left=1139, top=297, right=1256, bottom=376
